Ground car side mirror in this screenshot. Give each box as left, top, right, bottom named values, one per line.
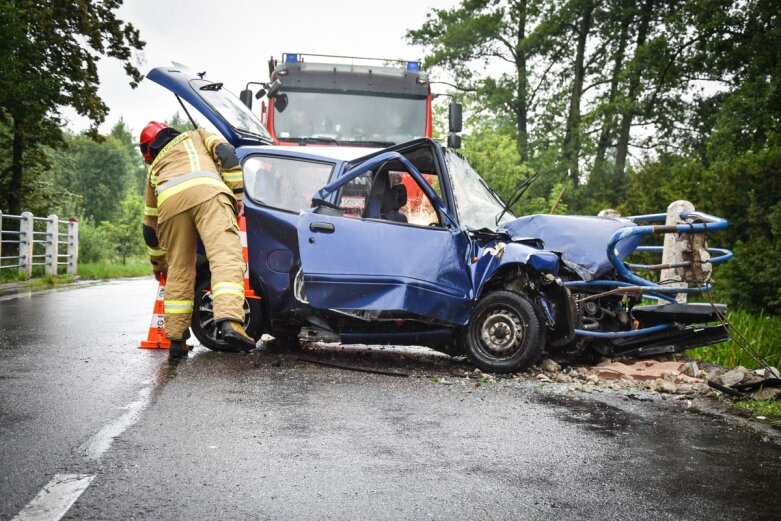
left=447, top=133, right=462, bottom=149
left=239, top=89, right=253, bottom=109
left=274, top=93, right=289, bottom=113
left=448, top=101, right=462, bottom=133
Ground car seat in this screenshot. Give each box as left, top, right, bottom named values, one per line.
left=381, top=184, right=408, bottom=223
left=364, top=172, right=390, bottom=219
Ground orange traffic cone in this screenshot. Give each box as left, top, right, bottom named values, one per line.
left=238, top=215, right=258, bottom=299
left=139, top=275, right=171, bottom=349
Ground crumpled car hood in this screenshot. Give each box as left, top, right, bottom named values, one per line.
left=501, top=214, right=640, bottom=281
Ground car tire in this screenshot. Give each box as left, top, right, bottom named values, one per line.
left=191, top=278, right=263, bottom=351
left=462, top=290, right=545, bottom=373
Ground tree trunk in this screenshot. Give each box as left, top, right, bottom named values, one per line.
left=515, top=0, right=529, bottom=162
left=9, top=119, right=25, bottom=216
left=561, top=0, right=594, bottom=187
left=594, top=0, right=632, bottom=174
left=613, top=0, right=655, bottom=180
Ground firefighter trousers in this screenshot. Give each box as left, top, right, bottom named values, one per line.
left=158, top=192, right=245, bottom=340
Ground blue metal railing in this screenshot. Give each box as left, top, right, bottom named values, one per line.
left=563, top=207, right=733, bottom=339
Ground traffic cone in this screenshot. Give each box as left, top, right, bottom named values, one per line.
left=238, top=215, right=258, bottom=299
left=139, top=274, right=171, bottom=349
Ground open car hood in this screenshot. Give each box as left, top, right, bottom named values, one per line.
left=146, top=65, right=272, bottom=147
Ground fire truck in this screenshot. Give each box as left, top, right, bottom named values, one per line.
left=239, top=53, right=463, bottom=148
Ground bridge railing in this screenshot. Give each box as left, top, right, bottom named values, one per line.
left=0, top=212, right=79, bottom=277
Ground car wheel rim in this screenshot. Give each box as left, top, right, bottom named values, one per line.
left=479, top=308, right=525, bottom=357
left=198, top=290, right=251, bottom=341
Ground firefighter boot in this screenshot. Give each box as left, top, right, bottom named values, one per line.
left=220, top=320, right=256, bottom=352
left=168, top=339, right=189, bottom=359
left=168, top=330, right=190, bottom=359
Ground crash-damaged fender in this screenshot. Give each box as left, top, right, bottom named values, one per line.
left=470, top=239, right=560, bottom=301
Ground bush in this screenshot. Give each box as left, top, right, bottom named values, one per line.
left=78, top=220, right=112, bottom=264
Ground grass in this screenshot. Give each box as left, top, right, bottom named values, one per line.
left=77, top=259, right=149, bottom=279
left=735, top=399, right=781, bottom=427
left=690, top=308, right=781, bottom=370
left=1, top=259, right=149, bottom=290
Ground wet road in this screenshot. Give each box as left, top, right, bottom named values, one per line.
left=1, top=278, right=780, bottom=520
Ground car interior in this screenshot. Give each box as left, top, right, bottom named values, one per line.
left=337, top=143, right=443, bottom=227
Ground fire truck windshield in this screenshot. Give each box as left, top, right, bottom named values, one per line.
left=273, top=91, right=426, bottom=146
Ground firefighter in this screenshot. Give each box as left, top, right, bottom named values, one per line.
left=139, top=121, right=255, bottom=358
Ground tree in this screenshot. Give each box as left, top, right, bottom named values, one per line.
left=54, top=132, right=134, bottom=222
left=100, top=191, right=144, bottom=264
left=407, top=0, right=568, bottom=162
left=0, top=0, right=144, bottom=215
left=110, top=119, right=147, bottom=194
left=462, top=122, right=570, bottom=216
left=560, top=0, right=595, bottom=187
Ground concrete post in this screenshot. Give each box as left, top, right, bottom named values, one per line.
left=0, top=211, right=3, bottom=264
left=67, top=218, right=79, bottom=275
left=19, top=211, right=34, bottom=277
left=660, top=201, right=695, bottom=304
left=45, top=214, right=59, bottom=276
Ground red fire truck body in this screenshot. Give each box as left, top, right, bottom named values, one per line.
left=259, top=53, right=433, bottom=147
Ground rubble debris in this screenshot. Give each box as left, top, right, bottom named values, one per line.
left=524, top=358, right=779, bottom=408
left=718, top=367, right=751, bottom=387
left=752, top=387, right=781, bottom=401
left=593, top=360, right=691, bottom=382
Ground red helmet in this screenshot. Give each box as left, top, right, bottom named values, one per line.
left=139, top=121, right=169, bottom=163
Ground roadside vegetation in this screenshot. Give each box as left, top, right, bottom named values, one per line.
left=691, top=309, right=781, bottom=370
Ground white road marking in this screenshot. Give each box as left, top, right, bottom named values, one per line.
left=12, top=383, right=157, bottom=520
left=12, top=474, right=95, bottom=521
left=80, top=383, right=153, bottom=460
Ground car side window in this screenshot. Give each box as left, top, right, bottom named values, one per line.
left=341, top=167, right=441, bottom=227
left=335, top=170, right=373, bottom=217
left=243, top=156, right=333, bottom=213
left=388, top=171, right=441, bottom=227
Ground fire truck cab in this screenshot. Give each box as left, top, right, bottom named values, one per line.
left=240, top=53, right=439, bottom=148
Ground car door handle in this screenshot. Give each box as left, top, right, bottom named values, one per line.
left=309, top=222, right=335, bottom=233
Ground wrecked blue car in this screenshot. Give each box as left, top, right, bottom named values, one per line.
left=148, top=65, right=733, bottom=373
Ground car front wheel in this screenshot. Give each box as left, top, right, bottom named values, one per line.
left=191, top=278, right=263, bottom=351
left=462, top=290, right=544, bottom=373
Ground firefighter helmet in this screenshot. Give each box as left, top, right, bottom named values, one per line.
left=139, top=121, right=170, bottom=163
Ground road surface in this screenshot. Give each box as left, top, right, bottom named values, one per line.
left=1, top=278, right=779, bottom=520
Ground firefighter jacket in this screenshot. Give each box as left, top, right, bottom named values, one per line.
left=142, top=129, right=243, bottom=262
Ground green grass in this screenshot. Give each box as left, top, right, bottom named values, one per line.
left=1, top=259, right=150, bottom=290
left=690, top=308, right=781, bottom=369
left=0, top=269, right=27, bottom=282
left=24, top=274, right=75, bottom=288
left=77, top=259, right=149, bottom=279
left=735, top=399, right=781, bottom=427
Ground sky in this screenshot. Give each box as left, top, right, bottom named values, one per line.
left=67, top=0, right=459, bottom=137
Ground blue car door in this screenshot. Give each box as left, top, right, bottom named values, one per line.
left=296, top=150, right=474, bottom=325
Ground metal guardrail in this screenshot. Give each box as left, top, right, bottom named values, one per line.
left=563, top=200, right=733, bottom=339
left=0, top=211, right=79, bottom=276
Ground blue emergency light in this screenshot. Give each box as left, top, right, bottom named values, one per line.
left=406, top=61, right=421, bottom=72
left=285, top=54, right=299, bottom=64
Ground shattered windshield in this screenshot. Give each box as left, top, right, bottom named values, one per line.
left=274, top=91, right=426, bottom=145
left=445, top=149, right=515, bottom=230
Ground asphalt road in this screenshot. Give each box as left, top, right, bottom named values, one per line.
left=1, top=278, right=780, bottom=520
